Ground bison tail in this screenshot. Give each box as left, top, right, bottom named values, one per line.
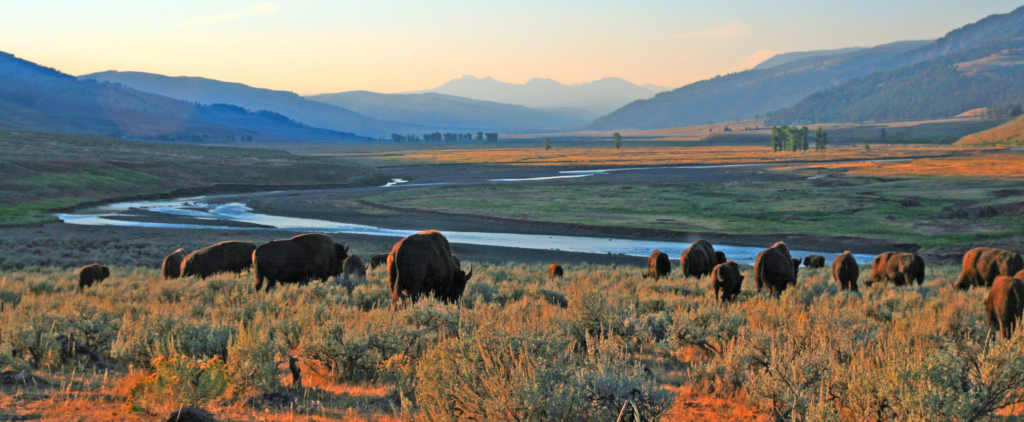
left=253, top=253, right=265, bottom=292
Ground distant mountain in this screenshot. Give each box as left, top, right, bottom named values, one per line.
left=0, top=52, right=367, bottom=142
left=753, top=47, right=866, bottom=70
left=768, top=6, right=1024, bottom=125
left=306, top=91, right=595, bottom=132
left=587, top=40, right=930, bottom=131
left=641, top=83, right=674, bottom=93
left=80, top=71, right=421, bottom=136
left=409, top=76, right=660, bottom=114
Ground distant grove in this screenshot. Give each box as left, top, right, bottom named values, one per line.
left=391, top=132, right=499, bottom=143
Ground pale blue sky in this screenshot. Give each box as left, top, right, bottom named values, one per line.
left=1, top=1, right=1020, bottom=94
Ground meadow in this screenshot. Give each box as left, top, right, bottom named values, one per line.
left=1, top=260, right=1022, bottom=421
left=0, top=130, right=386, bottom=226
left=359, top=151, right=1024, bottom=251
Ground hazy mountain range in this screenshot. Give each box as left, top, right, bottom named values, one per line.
left=753, top=47, right=866, bottom=70
left=306, top=91, right=593, bottom=132
left=0, top=52, right=365, bottom=142
left=407, top=75, right=671, bottom=115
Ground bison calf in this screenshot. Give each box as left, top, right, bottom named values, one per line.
left=368, top=253, right=389, bottom=269
left=161, top=249, right=188, bottom=280
left=712, top=260, right=744, bottom=302
left=78, top=264, right=110, bottom=290
left=548, top=263, right=564, bottom=278
left=643, top=250, right=671, bottom=280
left=831, top=251, right=860, bottom=291
left=343, top=255, right=367, bottom=279
left=986, top=276, right=1024, bottom=339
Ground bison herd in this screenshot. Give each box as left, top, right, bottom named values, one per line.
left=76, top=232, right=1024, bottom=338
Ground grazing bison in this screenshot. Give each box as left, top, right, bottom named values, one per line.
left=831, top=251, right=860, bottom=291
left=803, top=255, right=826, bottom=268
left=681, top=240, right=723, bottom=278
left=711, top=260, right=744, bottom=302
left=986, top=276, right=1024, bottom=339
left=368, top=253, right=389, bottom=269
left=955, top=247, right=1024, bottom=289
left=253, top=234, right=348, bottom=290
left=643, top=250, right=671, bottom=280
left=754, top=242, right=799, bottom=297
left=869, top=252, right=922, bottom=287
left=78, top=264, right=110, bottom=289
left=161, top=249, right=188, bottom=280
left=388, top=230, right=472, bottom=308
left=180, top=241, right=257, bottom=280
left=548, top=263, right=564, bottom=278
left=343, top=255, right=366, bottom=279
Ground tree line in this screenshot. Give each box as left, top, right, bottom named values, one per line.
left=390, top=132, right=499, bottom=143
left=770, top=126, right=828, bottom=152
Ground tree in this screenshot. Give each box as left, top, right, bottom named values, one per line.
left=800, top=126, right=810, bottom=151
left=770, top=126, right=781, bottom=152
left=485, top=133, right=499, bottom=142
left=543, top=138, right=551, bottom=150
left=865, top=143, right=871, bottom=151
left=476, top=132, right=484, bottom=141
left=814, top=127, right=827, bottom=151
left=613, top=132, right=622, bottom=150
left=880, top=128, right=887, bottom=141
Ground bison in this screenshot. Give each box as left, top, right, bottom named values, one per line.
left=161, top=249, right=188, bottom=280
left=754, top=242, right=799, bottom=297
left=831, top=251, right=860, bottom=291
left=343, top=255, right=366, bottom=279
left=180, top=241, right=257, bottom=280
left=388, top=230, right=472, bottom=308
left=78, top=264, right=110, bottom=290
left=368, top=253, right=389, bottom=269
left=711, top=260, right=744, bottom=302
left=253, top=234, right=348, bottom=291
left=869, top=252, right=923, bottom=287
left=643, top=250, right=671, bottom=280
left=681, top=240, right=723, bottom=278
left=955, top=247, right=1024, bottom=289
left=986, top=275, right=1024, bottom=339
left=803, top=255, right=826, bottom=268
left=548, top=263, right=564, bottom=278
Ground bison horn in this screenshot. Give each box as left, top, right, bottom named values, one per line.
left=342, top=243, right=350, bottom=254
left=465, top=264, right=473, bottom=281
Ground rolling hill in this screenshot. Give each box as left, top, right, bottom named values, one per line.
left=306, top=91, right=594, bottom=132
left=0, top=52, right=367, bottom=142
left=79, top=71, right=422, bottom=137
left=956, top=115, right=1024, bottom=146
left=768, top=6, right=1024, bottom=125
left=587, top=41, right=930, bottom=131
left=753, top=47, right=866, bottom=70
left=409, top=76, right=663, bottom=115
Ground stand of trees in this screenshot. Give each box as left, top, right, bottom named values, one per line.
left=390, top=132, right=499, bottom=143
left=983, top=104, right=1023, bottom=120
left=770, top=126, right=814, bottom=152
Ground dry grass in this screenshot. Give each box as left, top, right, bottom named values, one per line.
left=344, top=144, right=957, bottom=167
left=956, top=116, right=1024, bottom=146
left=775, top=149, right=1024, bottom=179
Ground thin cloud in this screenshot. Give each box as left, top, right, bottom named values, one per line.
left=743, top=49, right=778, bottom=68
left=674, top=22, right=751, bottom=40
left=178, top=3, right=277, bottom=27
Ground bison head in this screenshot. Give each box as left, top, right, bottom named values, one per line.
left=715, top=251, right=727, bottom=265
left=451, top=264, right=473, bottom=300
left=790, top=258, right=800, bottom=278
left=101, top=266, right=110, bottom=279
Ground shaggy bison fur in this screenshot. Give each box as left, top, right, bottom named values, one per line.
left=711, top=260, right=744, bottom=302
left=161, top=249, right=188, bottom=280
left=803, top=255, right=826, bottom=268
left=754, top=242, right=799, bottom=297
left=78, top=264, right=110, bottom=289
left=831, top=251, right=860, bottom=291
left=643, top=250, right=671, bottom=280
left=869, top=252, right=924, bottom=287
left=388, top=230, right=472, bottom=308
left=180, top=241, right=256, bottom=280
left=986, top=275, right=1024, bottom=339
left=252, top=234, right=348, bottom=290
left=956, top=247, right=1024, bottom=289
left=548, top=263, right=564, bottom=278
left=681, top=240, right=723, bottom=278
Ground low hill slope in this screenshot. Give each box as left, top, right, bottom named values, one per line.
left=956, top=115, right=1024, bottom=146
left=307, top=91, right=593, bottom=132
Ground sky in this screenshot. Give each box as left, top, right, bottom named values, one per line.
left=1, top=1, right=1021, bottom=95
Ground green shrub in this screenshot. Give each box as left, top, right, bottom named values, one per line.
left=141, top=354, right=228, bottom=407
left=226, top=319, right=281, bottom=397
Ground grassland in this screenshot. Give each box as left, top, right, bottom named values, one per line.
left=0, top=130, right=387, bottom=226
left=956, top=115, right=1024, bottom=146
left=3, top=260, right=1023, bottom=421
left=358, top=151, right=1024, bottom=250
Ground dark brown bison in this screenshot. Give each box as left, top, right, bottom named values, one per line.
left=253, top=234, right=348, bottom=290
left=180, top=241, right=257, bottom=280
left=548, top=263, right=564, bottom=278
left=869, top=252, right=923, bottom=287
left=754, top=242, right=799, bottom=297
left=803, top=255, right=826, bottom=268
left=343, top=255, right=366, bottom=279
left=368, top=253, right=389, bottom=269
left=715, top=251, right=727, bottom=265
left=955, top=247, right=1024, bottom=289
left=643, top=250, right=671, bottom=280
left=388, top=230, right=473, bottom=308
left=986, top=275, right=1024, bottom=339
left=711, top=260, right=744, bottom=302
left=161, top=249, right=188, bottom=280
left=681, top=240, right=723, bottom=278
left=831, top=251, right=860, bottom=291
left=78, top=264, right=110, bottom=289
